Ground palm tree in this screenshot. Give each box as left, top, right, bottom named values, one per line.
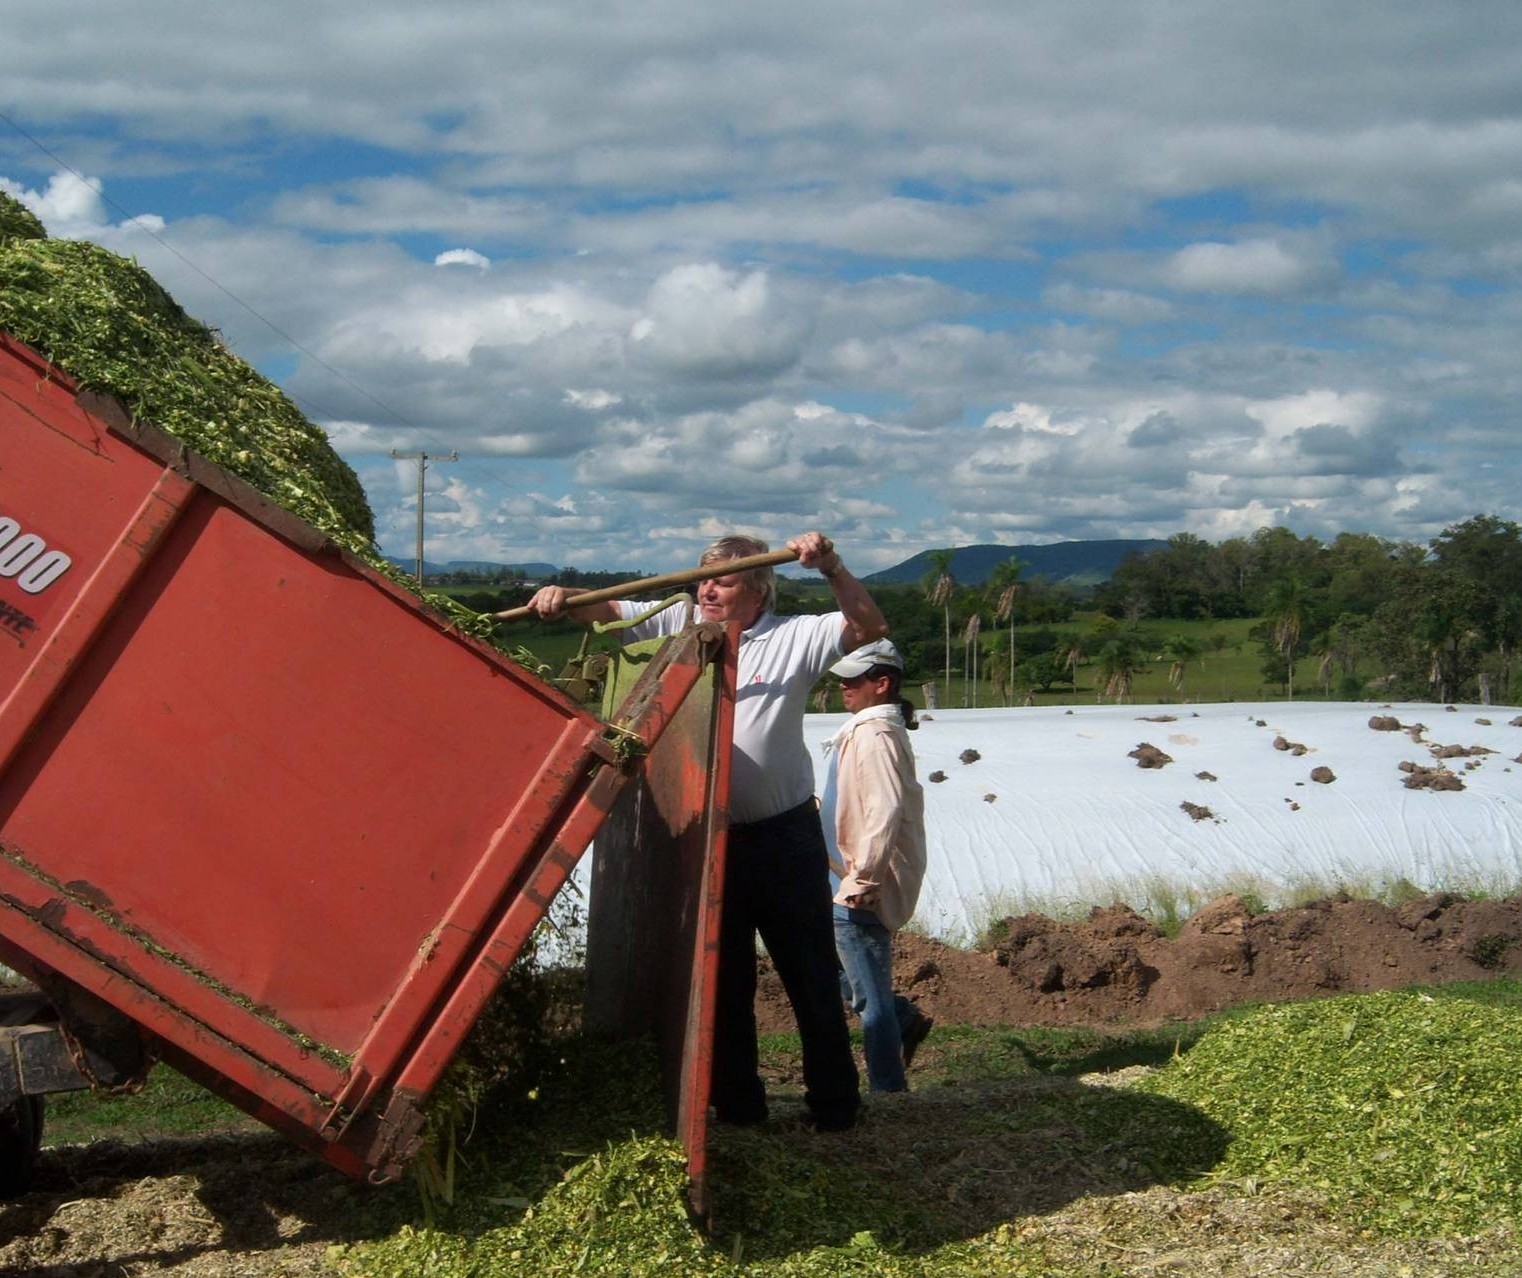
left=1264, top=577, right=1306, bottom=700
left=924, top=549, right=956, bottom=706
left=989, top=648, right=1011, bottom=704
left=988, top=557, right=1023, bottom=706
left=963, top=613, right=982, bottom=707
left=1060, top=634, right=1084, bottom=682
left=1494, top=592, right=1522, bottom=701
left=1311, top=619, right=1360, bottom=698
left=1314, top=634, right=1336, bottom=698
left=1161, top=634, right=1203, bottom=693
left=1097, top=630, right=1147, bottom=704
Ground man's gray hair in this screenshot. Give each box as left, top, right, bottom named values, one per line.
left=699, top=534, right=775, bottom=612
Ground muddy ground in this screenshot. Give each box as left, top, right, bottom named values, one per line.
left=758, top=890, right=1522, bottom=1032
left=4, top=891, right=1520, bottom=1275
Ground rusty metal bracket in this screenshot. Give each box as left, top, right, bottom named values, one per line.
left=28, top=972, right=155, bottom=1095
left=556, top=630, right=613, bottom=702
left=0, top=1024, right=92, bottom=1107
left=362, top=1086, right=429, bottom=1185
left=0, top=990, right=91, bottom=1107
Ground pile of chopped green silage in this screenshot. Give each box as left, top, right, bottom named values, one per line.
left=0, top=194, right=47, bottom=242
left=331, top=1035, right=1076, bottom=1278
left=0, top=191, right=517, bottom=647
left=1138, top=989, right=1522, bottom=1237
left=336, top=994, right=1522, bottom=1277
left=0, top=192, right=374, bottom=549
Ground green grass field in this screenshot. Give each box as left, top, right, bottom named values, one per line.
left=482, top=605, right=1344, bottom=711
left=892, top=615, right=1327, bottom=710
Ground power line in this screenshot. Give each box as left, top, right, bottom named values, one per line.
left=0, top=106, right=427, bottom=436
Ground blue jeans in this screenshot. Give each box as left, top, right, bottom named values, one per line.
left=834, top=917, right=917, bottom=1092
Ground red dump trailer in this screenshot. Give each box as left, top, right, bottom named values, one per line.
left=0, top=331, right=733, bottom=1206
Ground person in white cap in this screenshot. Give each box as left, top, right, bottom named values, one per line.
left=526, top=531, right=885, bottom=1131
left=819, top=638, right=932, bottom=1092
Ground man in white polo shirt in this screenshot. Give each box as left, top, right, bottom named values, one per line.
left=527, top=530, right=888, bottom=1131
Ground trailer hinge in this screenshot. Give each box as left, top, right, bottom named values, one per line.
left=320, top=1065, right=374, bottom=1140
left=599, top=722, right=649, bottom=767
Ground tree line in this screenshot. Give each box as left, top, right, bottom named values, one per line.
left=790, top=516, right=1522, bottom=706
left=458, top=515, right=1522, bottom=705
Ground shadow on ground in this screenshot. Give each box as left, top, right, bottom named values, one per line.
left=706, top=1074, right=1227, bottom=1261
left=0, top=1032, right=1229, bottom=1274
left=0, top=1129, right=407, bottom=1275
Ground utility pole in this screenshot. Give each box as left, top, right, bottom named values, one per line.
left=390, top=449, right=457, bottom=586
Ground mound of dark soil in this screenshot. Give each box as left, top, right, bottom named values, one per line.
left=756, top=893, right=1522, bottom=1031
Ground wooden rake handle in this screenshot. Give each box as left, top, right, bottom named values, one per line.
left=491, top=547, right=800, bottom=622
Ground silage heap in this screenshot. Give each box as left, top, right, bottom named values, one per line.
left=0, top=191, right=375, bottom=553
left=1139, top=988, right=1522, bottom=1237
left=0, top=192, right=513, bottom=652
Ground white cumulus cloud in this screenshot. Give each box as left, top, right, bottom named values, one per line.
left=1165, top=238, right=1331, bottom=295
left=1, top=171, right=163, bottom=239
left=434, top=248, right=490, bottom=270
left=628, top=263, right=810, bottom=380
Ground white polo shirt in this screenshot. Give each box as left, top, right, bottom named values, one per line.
left=615, top=601, right=846, bottom=824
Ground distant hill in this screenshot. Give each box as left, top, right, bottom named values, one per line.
left=864, top=540, right=1167, bottom=589
left=383, top=557, right=559, bottom=580
left=382, top=540, right=1165, bottom=590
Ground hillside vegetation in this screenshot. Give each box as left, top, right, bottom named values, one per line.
left=869, top=522, right=1522, bottom=709
left=481, top=519, right=1522, bottom=711
left=861, top=539, right=1167, bottom=589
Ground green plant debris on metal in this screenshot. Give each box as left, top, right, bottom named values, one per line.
left=0, top=840, right=351, bottom=1071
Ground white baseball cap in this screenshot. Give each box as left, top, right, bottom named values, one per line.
left=829, top=638, right=904, bottom=679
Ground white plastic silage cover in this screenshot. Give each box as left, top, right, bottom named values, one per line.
left=578, top=701, right=1522, bottom=948
left=803, top=700, right=1522, bottom=942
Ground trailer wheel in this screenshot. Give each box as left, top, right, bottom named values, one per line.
left=0, top=1094, right=43, bottom=1197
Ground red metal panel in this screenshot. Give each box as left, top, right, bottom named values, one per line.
left=584, top=621, right=736, bottom=1223
left=681, top=623, right=735, bottom=1222
left=0, top=333, right=725, bottom=1181
left=0, top=490, right=599, bottom=1061
left=0, top=465, right=197, bottom=777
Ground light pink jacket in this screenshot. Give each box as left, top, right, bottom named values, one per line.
left=827, top=705, right=927, bottom=931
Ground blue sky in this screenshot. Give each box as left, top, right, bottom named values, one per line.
left=5, top=1, right=1522, bottom=573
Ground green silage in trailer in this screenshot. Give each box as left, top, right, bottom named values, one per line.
left=0, top=193, right=374, bottom=548
left=0, top=192, right=520, bottom=647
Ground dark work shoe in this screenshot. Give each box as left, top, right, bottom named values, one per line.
left=805, top=1107, right=858, bottom=1133
left=901, top=1013, right=934, bottom=1068
left=713, top=1105, right=768, bottom=1127
left=713, top=1079, right=769, bottom=1127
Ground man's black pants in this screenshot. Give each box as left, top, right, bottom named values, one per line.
left=711, top=799, right=860, bottom=1129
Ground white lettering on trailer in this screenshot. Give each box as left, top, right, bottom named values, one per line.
left=0, top=515, right=72, bottom=594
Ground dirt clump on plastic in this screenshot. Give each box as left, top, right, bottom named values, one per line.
left=756, top=892, right=1522, bottom=1032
